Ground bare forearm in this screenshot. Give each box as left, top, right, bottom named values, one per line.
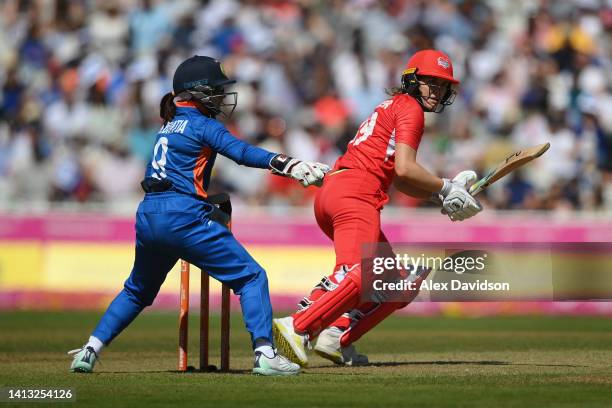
left=395, top=161, right=444, bottom=194
left=393, top=177, right=432, bottom=198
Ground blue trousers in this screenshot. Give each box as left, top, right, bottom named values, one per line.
left=92, top=191, right=273, bottom=348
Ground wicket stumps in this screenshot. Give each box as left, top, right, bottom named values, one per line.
left=178, top=260, right=231, bottom=372
left=178, top=193, right=232, bottom=373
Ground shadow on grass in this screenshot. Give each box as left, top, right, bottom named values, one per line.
left=97, top=369, right=249, bottom=375
left=97, top=361, right=588, bottom=374
left=309, top=360, right=587, bottom=368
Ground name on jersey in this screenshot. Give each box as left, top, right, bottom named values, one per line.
left=378, top=100, right=393, bottom=109
left=159, top=119, right=189, bottom=134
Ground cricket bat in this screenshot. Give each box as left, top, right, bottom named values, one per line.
left=469, top=142, right=550, bottom=196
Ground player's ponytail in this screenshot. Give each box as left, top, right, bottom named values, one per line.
left=160, top=92, right=176, bottom=124
left=385, top=86, right=405, bottom=96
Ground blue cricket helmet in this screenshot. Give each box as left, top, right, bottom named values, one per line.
left=173, top=56, right=235, bottom=94
left=172, top=56, right=237, bottom=118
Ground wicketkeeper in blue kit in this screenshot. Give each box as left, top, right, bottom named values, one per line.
left=68, top=56, right=329, bottom=376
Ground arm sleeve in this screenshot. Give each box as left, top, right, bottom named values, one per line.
left=203, top=120, right=276, bottom=169
left=394, top=97, right=424, bottom=150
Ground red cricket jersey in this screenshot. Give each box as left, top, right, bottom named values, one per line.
left=334, top=94, right=424, bottom=191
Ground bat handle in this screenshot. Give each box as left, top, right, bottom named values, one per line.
left=469, top=185, right=482, bottom=196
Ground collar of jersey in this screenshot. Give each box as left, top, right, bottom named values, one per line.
left=175, top=101, right=198, bottom=108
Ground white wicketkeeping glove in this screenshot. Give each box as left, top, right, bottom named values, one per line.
left=439, top=170, right=482, bottom=222
left=269, top=154, right=330, bottom=187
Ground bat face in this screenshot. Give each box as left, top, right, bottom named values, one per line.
left=469, top=143, right=550, bottom=196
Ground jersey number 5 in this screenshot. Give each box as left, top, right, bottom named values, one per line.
left=152, top=137, right=169, bottom=180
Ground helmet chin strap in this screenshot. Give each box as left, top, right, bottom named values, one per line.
left=414, top=94, right=443, bottom=113
left=421, top=97, right=447, bottom=113
left=416, top=98, right=431, bottom=112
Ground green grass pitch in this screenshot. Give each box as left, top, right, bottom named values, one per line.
left=1, top=311, right=611, bottom=407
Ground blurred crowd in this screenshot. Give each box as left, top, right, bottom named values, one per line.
left=1, top=0, right=611, bottom=212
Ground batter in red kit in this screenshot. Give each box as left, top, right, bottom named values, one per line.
left=274, top=49, right=484, bottom=367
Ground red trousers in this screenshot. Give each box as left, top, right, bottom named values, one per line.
left=293, top=168, right=398, bottom=336
left=314, top=169, right=390, bottom=270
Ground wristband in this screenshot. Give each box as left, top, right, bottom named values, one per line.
left=269, top=154, right=298, bottom=175
left=439, top=178, right=452, bottom=197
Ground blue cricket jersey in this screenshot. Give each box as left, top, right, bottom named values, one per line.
left=145, top=106, right=275, bottom=198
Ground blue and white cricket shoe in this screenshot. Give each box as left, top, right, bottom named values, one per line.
left=68, top=346, right=99, bottom=373
left=253, top=350, right=300, bottom=376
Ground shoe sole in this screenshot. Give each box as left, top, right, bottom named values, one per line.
left=70, top=367, right=92, bottom=373
left=313, top=346, right=344, bottom=365
left=252, top=368, right=300, bottom=376
left=272, top=320, right=308, bottom=367
left=314, top=345, right=370, bottom=366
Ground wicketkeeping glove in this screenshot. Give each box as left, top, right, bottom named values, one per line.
left=269, top=154, right=330, bottom=187
left=439, top=170, right=482, bottom=221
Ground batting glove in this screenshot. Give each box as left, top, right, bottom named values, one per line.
left=439, top=170, right=482, bottom=222
left=270, top=154, right=330, bottom=187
